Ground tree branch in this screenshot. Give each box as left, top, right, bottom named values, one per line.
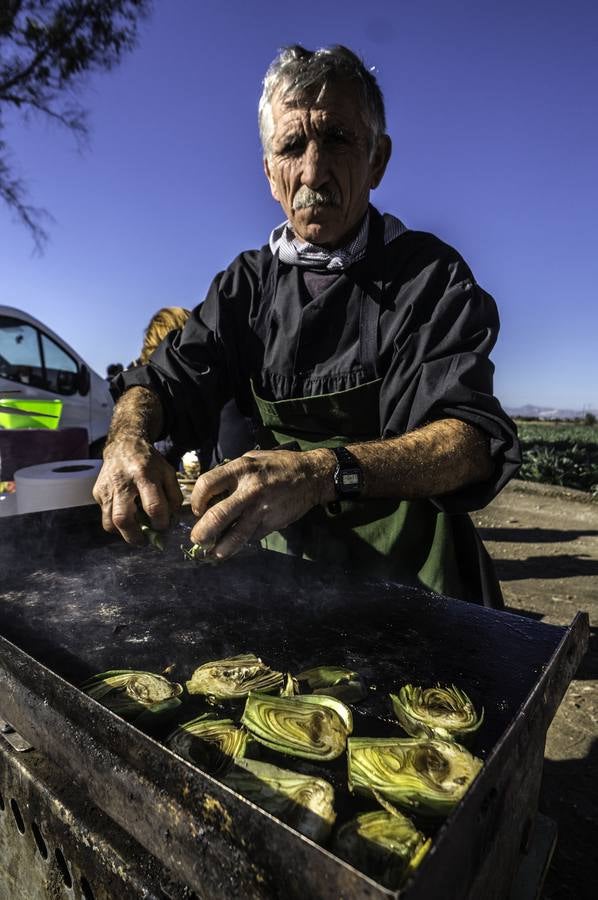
left=0, top=1, right=151, bottom=249
left=0, top=149, right=52, bottom=252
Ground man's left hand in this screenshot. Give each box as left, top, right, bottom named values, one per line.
left=189, top=448, right=333, bottom=560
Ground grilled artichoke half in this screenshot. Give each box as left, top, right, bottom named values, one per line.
left=242, top=692, right=352, bottom=761
left=348, top=737, right=482, bottom=816
left=166, top=716, right=249, bottom=774
left=81, top=670, right=183, bottom=721
left=186, top=654, right=284, bottom=701
left=224, top=758, right=336, bottom=843
left=390, top=684, right=483, bottom=742
left=295, top=666, right=367, bottom=704
left=334, top=809, right=430, bottom=889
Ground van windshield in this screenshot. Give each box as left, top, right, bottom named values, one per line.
left=0, top=315, right=79, bottom=395
left=0, top=316, right=45, bottom=389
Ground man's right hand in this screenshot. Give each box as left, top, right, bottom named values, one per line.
left=93, top=437, right=183, bottom=544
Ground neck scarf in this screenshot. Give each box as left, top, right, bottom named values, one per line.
left=268, top=209, right=407, bottom=271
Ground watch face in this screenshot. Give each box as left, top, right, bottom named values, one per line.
left=340, top=471, right=361, bottom=489
left=332, top=447, right=363, bottom=498
left=336, top=466, right=362, bottom=496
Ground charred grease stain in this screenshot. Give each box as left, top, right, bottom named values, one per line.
left=200, top=797, right=269, bottom=896
left=201, top=794, right=232, bottom=833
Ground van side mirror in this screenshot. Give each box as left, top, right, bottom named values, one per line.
left=78, top=364, right=90, bottom=396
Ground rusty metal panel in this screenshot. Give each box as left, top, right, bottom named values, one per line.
left=0, top=736, right=195, bottom=900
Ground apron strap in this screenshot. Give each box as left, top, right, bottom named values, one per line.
left=358, top=207, right=386, bottom=379
left=263, top=246, right=280, bottom=299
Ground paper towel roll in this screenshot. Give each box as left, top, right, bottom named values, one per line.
left=15, top=459, right=103, bottom=514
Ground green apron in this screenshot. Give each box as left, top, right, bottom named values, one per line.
left=251, top=214, right=502, bottom=607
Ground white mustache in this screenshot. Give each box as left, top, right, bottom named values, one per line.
left=292, top=186, right=340, bottom=210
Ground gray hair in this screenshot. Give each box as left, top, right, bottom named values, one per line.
left=258, top=45, right=386, bottom=159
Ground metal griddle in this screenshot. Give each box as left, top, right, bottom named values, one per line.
left=0, top=505, right=588, bottom=899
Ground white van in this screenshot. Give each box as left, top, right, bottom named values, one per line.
left=0, top=306, right=113, bottom=453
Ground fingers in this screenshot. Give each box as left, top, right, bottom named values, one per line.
left=110, top=487, right=145, bottom=544
left=190, top=465, right=237, bottom=517
left=93, top=448, right=180, bottom=543
left=190, top=491, right=248, bottom=548
left=93, top=467, right=139, bottom=539
left=162, top=465, right=184, bottom=516
left=98, top=496, right=117, bottom=534
left=211, top=512, right=263, bottom=559
left=137, top=479, right=172, bottom=532
left=190, top=501, right=264, bottom=562
left=185, top=450, right=321, bottom=561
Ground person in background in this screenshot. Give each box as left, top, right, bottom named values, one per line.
left=130, top=307, right=192, bottom=368
left=125, top=306, right=253, bottom=469
left=121, top=307, right=192, bottom=468
left=106, top=362, right=124, bottom=380
left=95, top=45, right=520, bottom=607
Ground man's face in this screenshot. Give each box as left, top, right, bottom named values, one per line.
left=264, top=81, right=391, bottom=249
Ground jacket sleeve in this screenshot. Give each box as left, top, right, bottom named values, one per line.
left=111, top=255, right=258, bottom=453
left=380, top=241, right=521, bottom=512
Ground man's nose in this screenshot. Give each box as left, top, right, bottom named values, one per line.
left=301, top=140, right=328, bottom=188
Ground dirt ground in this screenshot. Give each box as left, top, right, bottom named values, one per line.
left=475, top=480, right=598, bottom=900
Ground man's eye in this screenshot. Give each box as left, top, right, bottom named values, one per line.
left=325, top=129, right=350, bottom=145
left=279, top=139, right=305, bottom=155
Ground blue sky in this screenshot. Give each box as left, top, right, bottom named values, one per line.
left=1, top=0, right=596, bottom=410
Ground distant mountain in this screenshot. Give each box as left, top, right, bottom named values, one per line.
left=505, top=404, right=598, bottom=420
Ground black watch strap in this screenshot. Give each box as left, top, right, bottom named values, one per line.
left=330, top=446, right=363, bottom=498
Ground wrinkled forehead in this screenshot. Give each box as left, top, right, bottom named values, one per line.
left=274, top=76, right=361, bottom=108
left=270, top=79, right=366, bottom=128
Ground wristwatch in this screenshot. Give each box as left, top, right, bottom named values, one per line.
left=330, top=446, right=363, bottom=499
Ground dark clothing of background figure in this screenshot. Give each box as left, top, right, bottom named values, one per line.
left=212, top=398, right=254, bottom=465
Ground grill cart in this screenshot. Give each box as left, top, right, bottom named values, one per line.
left=0, top=506, right=588, bottom=899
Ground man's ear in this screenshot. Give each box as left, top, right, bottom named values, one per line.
left=264, top=156, right=281, bottom=202
left=369, top=134, right=392, bottom=189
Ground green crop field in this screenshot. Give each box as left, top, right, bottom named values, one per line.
left=515, top=420, right=598, bottom=495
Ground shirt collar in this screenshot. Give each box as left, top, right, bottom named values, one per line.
left=268, top=208, right=407, bottom=271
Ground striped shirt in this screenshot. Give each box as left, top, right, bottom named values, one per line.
left=269, top=209, right=407, bottom=271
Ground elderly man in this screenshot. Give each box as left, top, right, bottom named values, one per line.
left=95, top=45, right=520, bottom=607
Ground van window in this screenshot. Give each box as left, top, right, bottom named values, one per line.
left=41, top=333, right=79, bottom=395
left=0, top=315, right=45, bottom=388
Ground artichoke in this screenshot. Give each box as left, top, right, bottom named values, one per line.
left=181, top=541, right=217, bottom=563
left=280, top=673, right=298, bottom=697
left=186, top=654, right=284, bottom=701
left=224, top=758, right=336, bottom=843
left=136, top=508, right=166, bottom=550
left=241, top=692, right=352, bottom=761
left=334, top=809, right=430, bottom=889
left=348, top=737, right=482, bottom=816
left=390, top=684, right=483, bottom=742
left=166, top=716, right=249, bottom=774
left=295, top=666, right=367, bottom=704
left=81, top=669, right=183, bottom=721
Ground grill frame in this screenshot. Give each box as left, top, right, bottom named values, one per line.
left=0, top=735, right=195, bottom=900
left=0, top=506, right=589, bottom=899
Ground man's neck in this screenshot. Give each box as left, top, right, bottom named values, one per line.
left=293, top=208, right=370, bottom=251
